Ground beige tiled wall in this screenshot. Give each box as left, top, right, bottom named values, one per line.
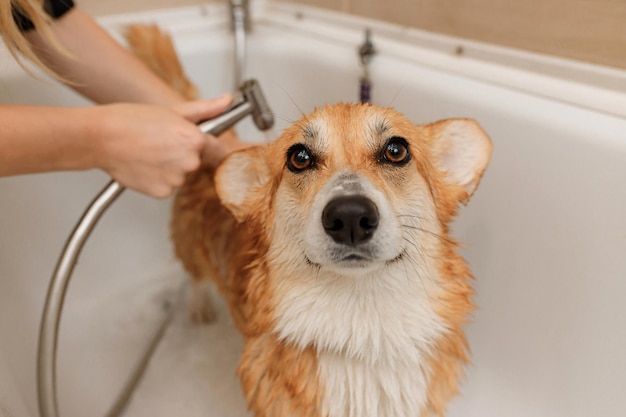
left=79, top=0, right=626, bottom=70
left=282, top=0, right=349, bottom=12
left=79, top=0, right=209, bottom=16
left=292, top=0, right=626, bottom=70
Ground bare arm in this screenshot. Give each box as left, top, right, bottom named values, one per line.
left=0, top=6, right=244, bottom=197
left=25, top=7, right=183, bottom=106
left=0, top=98, right=232, bottom=198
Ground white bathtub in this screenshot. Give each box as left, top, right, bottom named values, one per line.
left=1, top=2, right=625, bottom=417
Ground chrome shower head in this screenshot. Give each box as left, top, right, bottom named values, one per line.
left=198, top=79, right=274, bottom=136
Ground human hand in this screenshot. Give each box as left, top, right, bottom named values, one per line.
left=92, top=94, right=232, bottom=198
left=170, top=100, right=252, bottom=168
left=202, top=128, right=253, bottom=168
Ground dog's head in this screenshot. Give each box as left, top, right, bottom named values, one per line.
left=215, top=103, right=491, bottom=416
left=216, top=103, right=491, bottom=279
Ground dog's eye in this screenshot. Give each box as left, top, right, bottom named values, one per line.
left=287, top=144, right=314, bottom=172
left=382, top=137, right=411, bottom=165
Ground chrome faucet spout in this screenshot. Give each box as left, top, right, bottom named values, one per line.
left=229, top=0, right=250, bottom=88
left=229, top=0, right=250, bottom=33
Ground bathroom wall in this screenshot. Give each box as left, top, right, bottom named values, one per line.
left=77, top=0, right=626, bottom=70
left=79, top=0, right=207, bottom=16
left=287, top=0, right=626, bottom=70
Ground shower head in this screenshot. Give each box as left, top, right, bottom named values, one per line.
left=241, top=79, right=275, bottom=131
left=198, top=79, right=274, bottom=136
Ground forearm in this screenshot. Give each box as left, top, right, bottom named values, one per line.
left=25, top=7, right=184, bottom=106
left=0, top=100, right=233, bottom=197
left=0, top=104, right=99, bottom=176
left=4, top=8, right=241, bottom=197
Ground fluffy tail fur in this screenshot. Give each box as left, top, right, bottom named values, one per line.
left=124, top=24, right=199, bottom=101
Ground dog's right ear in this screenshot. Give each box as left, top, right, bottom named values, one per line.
left=215, top=147, right=270, bottom=222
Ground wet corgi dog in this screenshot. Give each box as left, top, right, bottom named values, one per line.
left=127, top=24, right=492, bottom=417
left=171, top=107, right=492, bottom=417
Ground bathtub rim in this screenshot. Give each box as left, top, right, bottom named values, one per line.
left=81, top=0, right=626, bottom=120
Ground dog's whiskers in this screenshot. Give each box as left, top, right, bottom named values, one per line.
left=399, top=221, right=456, bottom=246
left=385, top=83, right=407, bottom=109
left=401, top=236, right=440, bottom=262
left=296, top=239, right=321, bottom=272
left=272, top=81, right=305, bottom=117
left=275, top=114, right=297, bottom=125
left=397, top=214, right=428, bottom=220
left=401, top=249, right=436, bottom=311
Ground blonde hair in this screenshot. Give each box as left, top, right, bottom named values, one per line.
left=0, top=0, right=68, bottom=77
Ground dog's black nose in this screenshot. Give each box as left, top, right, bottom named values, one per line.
left=322, top=196, right=379, bottom=246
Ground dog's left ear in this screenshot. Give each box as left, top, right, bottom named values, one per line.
left=428, top=118, right=492, bottom=201
left=215, top=146, right=270, bottom=222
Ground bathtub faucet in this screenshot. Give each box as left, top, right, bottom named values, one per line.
left=229, top=0, right=250, bottom=88
left=358, top=29, right=376, bottom=103
left=229, top=0, right=250, bottom=32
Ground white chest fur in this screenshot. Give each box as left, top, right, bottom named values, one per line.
left=318, top=350, right=428, bottom=417
left=273, top=261, right=446, bottom=417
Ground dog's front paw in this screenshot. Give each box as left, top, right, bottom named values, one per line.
left=188, top=280, right=217, bottom=323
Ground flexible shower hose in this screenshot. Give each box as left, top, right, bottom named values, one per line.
left=37, top=84, right=272, bottom=417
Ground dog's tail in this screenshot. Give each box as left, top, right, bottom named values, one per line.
left=124, top=24, right=199, bottom=101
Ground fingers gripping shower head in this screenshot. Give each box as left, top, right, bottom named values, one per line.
left=198, top=79, right=274, bottom=136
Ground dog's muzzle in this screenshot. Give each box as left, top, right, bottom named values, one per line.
left=322, top=196, right=379, bottom=246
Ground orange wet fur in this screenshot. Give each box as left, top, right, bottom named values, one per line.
left=126, top=24, right=492, bottom=417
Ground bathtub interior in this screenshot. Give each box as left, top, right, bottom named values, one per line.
left=1, top=3, right=626, bottom=417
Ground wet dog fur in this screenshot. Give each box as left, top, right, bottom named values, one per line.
left=126, top=24, right=492, bottom=417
